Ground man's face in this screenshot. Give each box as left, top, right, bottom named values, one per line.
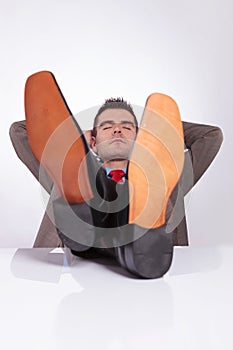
left=91, top=108, right=137, bottom=164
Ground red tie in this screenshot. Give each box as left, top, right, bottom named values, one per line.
left=109, top=169, right=125, bottom=183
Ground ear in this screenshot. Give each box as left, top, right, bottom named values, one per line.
left=83, top=130, right=92, bottom=146
left=90, top=136, right=97, bottom=153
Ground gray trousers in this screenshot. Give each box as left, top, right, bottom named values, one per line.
left=9, top=120, right=223, bottom=248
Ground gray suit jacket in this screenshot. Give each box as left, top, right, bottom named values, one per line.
left=9, top=120, right=223, bottom=247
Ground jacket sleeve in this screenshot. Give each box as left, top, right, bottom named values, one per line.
left=9, top=120, right=53, bottom=194
left=182, top=121, right=223, bottom=195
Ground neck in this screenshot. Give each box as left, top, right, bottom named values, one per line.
left=103, top=159, right=128, bottom=169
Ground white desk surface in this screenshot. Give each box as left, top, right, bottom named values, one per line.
left=1, top=246, right=233, bottom=350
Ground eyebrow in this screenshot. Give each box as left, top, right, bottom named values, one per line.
left=98, top=120, right=136, bottom=127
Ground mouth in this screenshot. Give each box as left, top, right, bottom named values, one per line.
left=110, top=138, right=126, bottom=144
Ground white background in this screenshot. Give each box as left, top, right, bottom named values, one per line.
left=0, top=0, right=232, bottom=247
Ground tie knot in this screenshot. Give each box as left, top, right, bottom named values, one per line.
left=109, top=169, right=125, bottom=183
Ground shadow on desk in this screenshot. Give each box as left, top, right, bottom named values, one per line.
left=10, top=246, right=223, bottom=284
left=169, top=246, right=222, bottom=276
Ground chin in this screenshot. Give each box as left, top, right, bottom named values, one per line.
left=102, top=153, right=129, bottom=162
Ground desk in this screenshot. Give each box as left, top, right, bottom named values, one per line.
left=0, top=246, right=232, bottom=350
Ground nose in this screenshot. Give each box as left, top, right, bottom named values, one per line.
left=113, top=124, right=122, bottom=134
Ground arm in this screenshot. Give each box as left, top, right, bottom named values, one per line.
left=9, top=120, right=53, bottom=194
left=9, top=121, right=93, bottom=194
left=182, top=121, right=223, bottom=194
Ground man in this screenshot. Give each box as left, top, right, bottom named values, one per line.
left=9, top=75, right=223, bottom=278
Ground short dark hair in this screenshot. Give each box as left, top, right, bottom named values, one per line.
left=92, top=97, right=138, bottom=137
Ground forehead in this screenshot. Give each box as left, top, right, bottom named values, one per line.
left=96, top=108, right=135, bottom=125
